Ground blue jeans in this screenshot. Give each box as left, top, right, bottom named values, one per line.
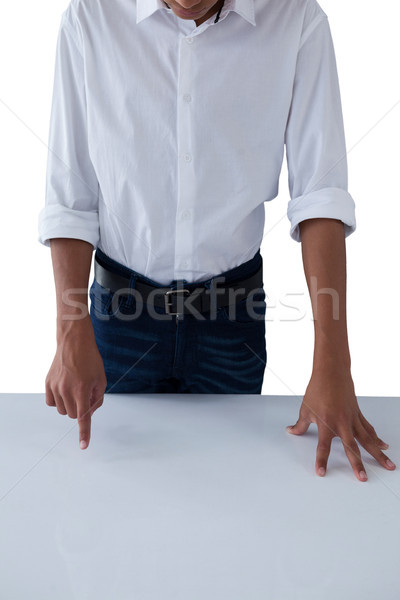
left=89, top=248, right=267, bottom=394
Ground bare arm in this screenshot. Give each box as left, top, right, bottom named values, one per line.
left=51, top=238, right=93, bottom=341
left=300, top=217, right=351, bottom=372
left=45, top=238, right=107, bottom=450
left=285, top=218, right=395, bottom=481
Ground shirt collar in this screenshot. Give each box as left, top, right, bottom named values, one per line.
left=136, top=0, right=256, bottom=27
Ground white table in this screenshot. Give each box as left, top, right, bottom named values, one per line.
left=0, top=394, right=399, bottom=599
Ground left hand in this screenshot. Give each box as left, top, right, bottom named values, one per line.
left=285, top=367, right=396, bottom=481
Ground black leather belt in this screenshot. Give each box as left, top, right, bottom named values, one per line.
left=94, top=255, right=263, bottom=315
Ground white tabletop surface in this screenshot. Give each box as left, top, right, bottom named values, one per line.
left=0, top=393, right=399, bottom=599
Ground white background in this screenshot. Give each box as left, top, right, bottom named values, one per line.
left=0, top=0, right=399, bottom=395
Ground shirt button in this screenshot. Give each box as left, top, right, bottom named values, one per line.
left=182, top=260, right=189, bottom=268
left=184, top=153, right=192, bottom=162
left=183, top=94, right=192, bottom=103
left=186, top=37, right=194, bottom=44
left=181, top=209, right=191, bottom=219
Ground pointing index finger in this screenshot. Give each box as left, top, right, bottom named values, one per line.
left=77, top=396, right=92, bottom=450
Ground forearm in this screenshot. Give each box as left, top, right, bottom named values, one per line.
left=299, top=217, right=351, bottom=372
left=50, top=238, right=94, bottom=342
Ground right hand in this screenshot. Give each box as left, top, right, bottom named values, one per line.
left=45, top=317, right=107, bottom=449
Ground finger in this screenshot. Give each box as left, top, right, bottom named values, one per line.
left=77, top=395, right=92, bottom=450
left=315, top=432, right=333, bottom=477
left=357, top=412, right=390, bottom=448
left=341, top=436, right=368, bottom=482
left=353, top=426, right=396, bottom=471
left=89, top=390, right=105, bottom=417
left=45, top=380, right=56, bottom=407
left=61, top=394, right=78, bottom=420
left=53, top=392, right=67, bottom=416
left=286, top=416, right=311, bottom=435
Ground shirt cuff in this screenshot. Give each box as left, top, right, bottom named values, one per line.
left=287, top=187, right=356, bottom=242
left=38, top=204, right=100, bottom=248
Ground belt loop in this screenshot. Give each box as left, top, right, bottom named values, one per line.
left=208, top=275, right=226, bottom=319
left=125, top=273, right=137, bottom=307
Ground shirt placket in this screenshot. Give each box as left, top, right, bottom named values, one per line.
left=174, top=32, right=197, bottom=280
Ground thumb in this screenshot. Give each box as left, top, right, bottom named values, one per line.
left=89, top=389, right=104, bottom=417
left=286, top=418, right=310, bottom=435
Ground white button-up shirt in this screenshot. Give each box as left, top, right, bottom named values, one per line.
left=37, top=0, right=356, bottom=284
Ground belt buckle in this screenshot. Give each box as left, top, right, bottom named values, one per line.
left=164, top=289, right=190, bottom=315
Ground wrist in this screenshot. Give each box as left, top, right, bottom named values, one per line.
left=313, top=329, right=350, bottom=366
left=313, top=350, right=351, bottom=375
left=56, top=312, right=93, bottom=344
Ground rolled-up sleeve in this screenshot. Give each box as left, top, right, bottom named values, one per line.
left=284, top=3, right=356, bottom=242
left=38, top=5, right=100, bottom=249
